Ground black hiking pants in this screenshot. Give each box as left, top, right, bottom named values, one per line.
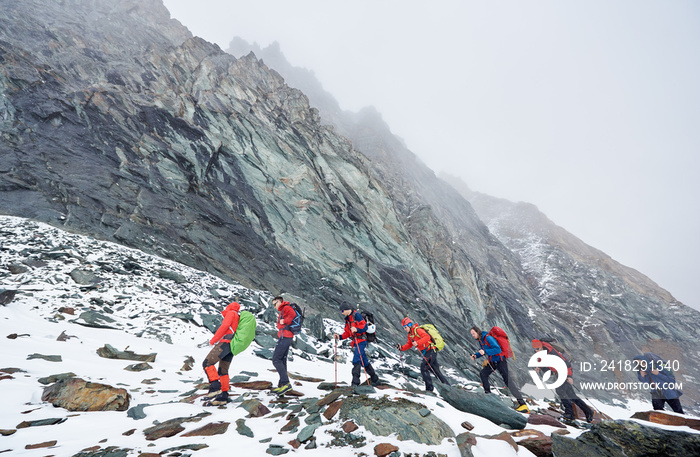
left=272, top=336, right=293, bottom=387
left=351, top=362, right=378, bottom=386
left=480, top=359, right=524, bottom=404
left=421, top=348, right=449, bottom=391
left=652, top=398, right=684, bottom=414
left=556, top=381, right=593, bottom=420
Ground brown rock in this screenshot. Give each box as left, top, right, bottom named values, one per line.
left=25, top=440, right=57, bottom=449
left=631, top=410, right=700, bottom=431
left=0, top=429, right=16, bottom=436
left=96, top=344, right=156, bottom=362
left=288, top=439, right=301, bottom=449
left=528, top=413, right=566, bottom=428
left=342, top=421, right=358, bottom=433
left=281, top=417, right=300, bottom=432
left=456, top=432, right=477, bottom=457
left=323, top=400, right=343, bottom=420
left=41, top=378, right=130, bottom=412
left=138, top=453, right=161, bottom=457
left=181, top=421, right=229, bottom=437
left=317, top=391, right=343, bottom=406
left=374, top=442, right=399, bottom=457
left=509, top=429, right=546, bottom=439
left=485, top=431, right=518, bottom=451
left=232, top=380, right=273, bottom=390
left=122, top=429, right=136, bottom=436
left=142, top=412, right=210, bottom=441
left=288, top=373, right=324, bottom=382
left=552, top=429, right=570, bottom=435
left=460, top=421, right=474, bottom=431
left=519, top=437, right=553, bottom=457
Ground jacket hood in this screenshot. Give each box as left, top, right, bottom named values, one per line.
left=222, top=302, right=241, bottom=316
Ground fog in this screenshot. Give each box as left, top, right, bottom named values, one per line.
left=162, top=0, right=700, bottom=311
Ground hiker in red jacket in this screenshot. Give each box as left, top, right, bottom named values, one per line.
left=334, top=302, right=379, bottom=386
left=202, top=301, right=240, bottom=405
left=396, top=317, right=449, bottom=392
left=471, top=326, right=529, bottom=413
left=271, top=296, right=296, bottom=395
left=532, top=339, right=593, bottom=422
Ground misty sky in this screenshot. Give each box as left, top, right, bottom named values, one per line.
left=162, top=1, right=700, bottom=310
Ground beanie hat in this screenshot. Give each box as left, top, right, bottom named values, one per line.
left=531, top=339, right=543, bottom=349
left=339, top=301, right=353, bottom=312
left=401, top=317, right=413, bottom=327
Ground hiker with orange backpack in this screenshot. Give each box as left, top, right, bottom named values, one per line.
left=396, top=317, right=450, bottom=392
left=532, top=339, right=594, bottom=422
left=470, top=325, right=529, bottom=412
left=202, top=301, right=241, bottom=405
left=334, top=302, right=379, bottom=386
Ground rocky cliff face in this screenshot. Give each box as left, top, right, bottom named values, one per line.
left=229, top=39, right=700, bottom=410
left=0, top=0, right=545, bottom=376
left=1, top=0, right=698, bottom=410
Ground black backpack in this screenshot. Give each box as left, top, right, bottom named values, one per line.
left=286, top=303, right=304, bottom=335
left=360, top=310, right=377, bottom=343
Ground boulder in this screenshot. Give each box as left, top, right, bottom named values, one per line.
left=0, top=289, right=17, bottom=305
left=374, top=443, right=399, bottom=457
left=181, top=421, right=229, bottom=437
left=528, top=413, right=566, bottom=428
left=551, top=420, right=700, bottom=456
left=339, top=395, right=453, bottom=445
left=519, top=436, right=553, bottom=457
left=96, top=344, right=156, bottom=362
left=631, top=410, right=700, bottom=431
left=42, top=378, right=130, bottom=412
left=142, top=413, right=210, bottom=440
left=436, top=384, right=527, bottom=429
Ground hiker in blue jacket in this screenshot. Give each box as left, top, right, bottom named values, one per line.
left=634, top=353, right=684, bottom=414
left=471, top=326, right=529, bottom=413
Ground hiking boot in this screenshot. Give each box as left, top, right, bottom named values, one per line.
left=271, top=383, right=292, bottom=395
left=209, top=391, right=228, bottom=405
left=370, top=377, right=380, bottom=386
left=206, top=380, right=221, bottom=398
left=585, top=411, right=594, bottom=423
left=516, top=403, right=530, bottom=413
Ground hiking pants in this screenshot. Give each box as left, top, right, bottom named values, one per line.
left=480, top=359, right=524, bottom=403
left=202, top=339, right=233, bottom=376
left=421, top=348, right=449, bottom=391
left=556, top=381, right=593, bottom=419
left=351, top=339, right=378, bottom=385
left=652, top=398, right=684, bottom=414
left=272, top=336, right=293, bottom=387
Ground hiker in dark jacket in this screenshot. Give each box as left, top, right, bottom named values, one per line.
left=334, top=302, right=379, bottom=386
left=271, top=296, right=296, bottom=395
left=532, top=339, right=594, bottom=422
left=396, top=317, right=449, bottom=392
left=471, top=326, right=529, bottom=412
left=202, top=301, right=240, bottom=405
left=633, top=353, right=684, bottom=414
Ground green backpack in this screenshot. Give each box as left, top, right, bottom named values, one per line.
left=230, top=311, right=257, bottom=356
left=419, top=324, right=445, bottom=351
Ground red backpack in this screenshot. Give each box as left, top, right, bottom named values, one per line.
left=486, top=326, right=514, bottom=359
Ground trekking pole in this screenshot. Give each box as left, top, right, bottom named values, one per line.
left=415, top=346, right=441, bottom=379
left=352, top=335, right=371, bottom=385
left=334, top=336, right=338, bottom=389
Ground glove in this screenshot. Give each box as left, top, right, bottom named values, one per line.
left=395, top=343, right=401, bottom=350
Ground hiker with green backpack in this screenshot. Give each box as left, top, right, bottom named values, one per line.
left=202, top=301, right=242, bottom=405
left=396, top=317, right=450, bottom=392
left=471, top=325, right=530, bottom=413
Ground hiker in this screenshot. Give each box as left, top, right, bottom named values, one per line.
left=202, top=301, right=240, bottom=405
left=334, top=302, right=379, bottom=386
left=271, top=296, right=296, bottom=395
left=470, top=326, right=529, bottom=412
left=396, top=317, right=450, bottom=392
left=531, top=339, right=594, bottom=422
left=633, top=353, right=684, bottom=414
